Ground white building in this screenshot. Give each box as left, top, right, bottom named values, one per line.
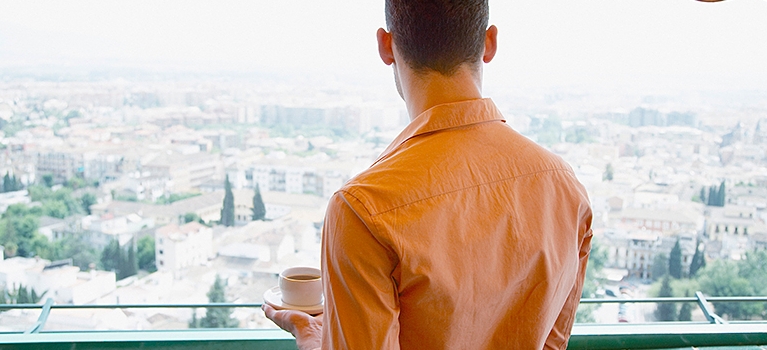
left=0, top=190, right=30, bottom=214
left=155, top=222, right=214, bottom=271
left=82, top=213, right=155, bottom=250
left=0, top=257, right=116, bottom=304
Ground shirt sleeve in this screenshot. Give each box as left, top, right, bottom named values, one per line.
left=544, top=201, right=594, bottom=350
left=321, top=191, right=401, bottom=350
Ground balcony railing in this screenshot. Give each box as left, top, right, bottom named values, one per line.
left=0, top=293, right=765, bottom=350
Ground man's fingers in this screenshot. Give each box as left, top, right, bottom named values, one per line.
left=263, top=304, right=291, bottom=332
left=262, top=304, right=308, bottom=334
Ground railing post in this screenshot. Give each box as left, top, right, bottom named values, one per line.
left=24, top=298, right=54, bottom=334
left=695, top=291, right=727, bottom=324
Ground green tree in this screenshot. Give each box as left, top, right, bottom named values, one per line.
left=654, top=275, right=677, bottom=321
left=576, top=238, right=607, bottom=323
left=196, top=275, right=238, bottom=328
left=603, top=163, right=614, bottom=182
left=689, top=240, right=705, bottom=277
left=1, top=218, right=18, bottom=257
left=678, top=301, right=692, bottom=321
left=27, top=185, right=52, bottom=202
left=707, top=186, right=717, bottom=206
left=45, top=235, right=99, bottom=270
left=52, top=188, right=83, bottom=216
left=668, top=239, right=682, bottom=279
left=699, top=186, right=707, bottom=204
left=42, top=174, right=54, bottom=188
left=183, top=212, right=201, bottom=224
left=251, top=186, right=266, bottom=221
left=80, top=193, right=97, bottom=215
left=100, top=240, right=121, bottom=273
left=137, top=235, right=156, bottom=272
left=65, top=176, right=86, bottom=190
left=125, top=240, right=138, bottom=278
left=698, top=259, right=760, bottom=320
left=717, top=181, right=726, bottom=206
left=0, top=204, right=48, bottom=257
left=220, top=176, right=235, bottom=227
left=6, top=216, right=42, bottom=258
left=42, top=200, right=68, bottom=219
left=189, top=310, right=200, bottom=328
left=738, top=250, right=767, bottom=297
left=10, top=285, right=44, bottom=304
left=2, top=172, right=11, bottom=192
left=651, top=253, right=668, bottom=281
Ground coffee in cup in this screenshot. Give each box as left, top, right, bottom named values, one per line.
left=278, top=266, right=322, bottom=306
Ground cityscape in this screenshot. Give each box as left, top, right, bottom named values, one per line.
left=0, top=72, right=764, bottom=330
left=0, top=0, right=766, bottom=336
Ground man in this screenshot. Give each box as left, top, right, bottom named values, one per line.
left=264, top=1, right=593, bottom=349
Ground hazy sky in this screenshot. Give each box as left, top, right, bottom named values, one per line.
left=1, top=0, right=766, bottom=91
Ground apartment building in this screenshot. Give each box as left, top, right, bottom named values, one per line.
left=155, top=222, right=214, bottom=272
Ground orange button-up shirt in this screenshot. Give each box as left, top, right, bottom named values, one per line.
left=321, top=98, right=593, bottom=349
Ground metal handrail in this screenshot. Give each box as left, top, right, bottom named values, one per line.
left=579, top=296, right=767, bottom=303
left=3, top=296, right=762, bottom=309
left=3, top=291, right=765, bottom=335
left=0, top=302, right=263, bottom=309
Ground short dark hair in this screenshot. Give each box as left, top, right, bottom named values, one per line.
left=385, top=0, right=489, bottom=76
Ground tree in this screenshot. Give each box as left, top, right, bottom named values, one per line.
left=8, top=216, right=42, bottom=258
left=698, top=260, right=760, bottom=320
left=668, top=239, right=683, bottom=279
left=195, top=275, right=238, bottom=328
left=678, top=300, right=692, bottom=321
left=220, top=176, right=235, bottom=227
left=717, top=181, right=726, bottom=206
left=2, top=171, right=24, bottom=192
left=651, top=253, right=668, bottom=281
left=689, top=240, right=705, bottom=277
left=137, top=235, right=156, bottom=272
left=707, top=186, right=717, bottom=206
left=183, top=212, right=201, bottom=224
left=7, top=285, right=44, bottom=304
left=100, top=239, right=138, bottom=279
left=699, top=186, right=707, bottom=204
left=251, top=186, right=266, bottom=221
left=65, top=176, right=86, bottom=190
left=80, top=193, right=97, bottom=215
left=189, top=310, right=200, bottom=328
left=654, top=275, right=677, bottom=321
left=737, top=250, right=767, bottom=297
left=2, top=172, right=11, bottom=192
left=125, top=240, right=138, bottom=278
left=602, top=163, right=614, bottom=181
left=42, top=200, right=68, bottom=219
left=576, top=238, right=607, bottom=323
left=45, top=235, right=99, bottom=270
left=100, top=240, right=121, bottom=273
left=42, top=174, right=54, bottom=188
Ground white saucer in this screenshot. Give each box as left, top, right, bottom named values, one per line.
left=263, top=286, right=324, bottom=315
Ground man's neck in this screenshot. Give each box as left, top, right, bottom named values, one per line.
left=401, top=65, right=483, bottom=121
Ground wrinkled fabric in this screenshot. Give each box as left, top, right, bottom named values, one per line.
left=321, top=98, right=593, bottom=350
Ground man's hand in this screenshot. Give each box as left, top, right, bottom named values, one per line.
left=262, top=304, right=323, bottom=350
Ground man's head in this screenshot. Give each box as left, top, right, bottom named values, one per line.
left=384, top=0, right=489, bottom=76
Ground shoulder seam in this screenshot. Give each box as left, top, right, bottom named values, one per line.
left=371, top=167, right=575, bottom=216
left=337, top=190, right=400, bottom=260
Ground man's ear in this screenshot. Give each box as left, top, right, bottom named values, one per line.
left=377, top=28, right=395, bottom=66
left=483, top=25, right=498, bottom=64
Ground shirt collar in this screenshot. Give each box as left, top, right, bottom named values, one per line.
left=375, top=98, right=505, bottom=164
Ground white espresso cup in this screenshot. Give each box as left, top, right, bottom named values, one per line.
left=278, top=267, right=323, bottom=306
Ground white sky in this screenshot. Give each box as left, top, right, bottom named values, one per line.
left=1, top=0, right=766, bottom=91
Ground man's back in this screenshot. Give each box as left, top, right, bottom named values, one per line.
left=322, top=99, right=593, bottom=349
